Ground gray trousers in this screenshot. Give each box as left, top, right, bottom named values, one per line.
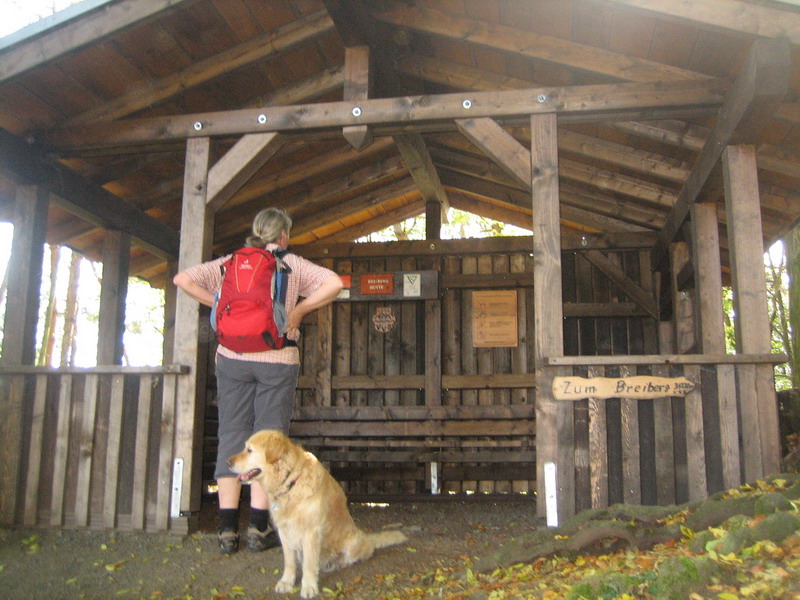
left=214, top=355, right=299, bottom=478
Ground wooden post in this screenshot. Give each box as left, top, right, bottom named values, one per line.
left=531, top=114, right=569, bottom=519
left=171, top=137, right=213, bottom=531
left=690, top=202, right=740, bottom=490
left=2, top=186, right=48, bottom=366
left=97, top=230, right=131, bottom=365
left=343, top=45, right=372, bottom=150
left=0, top=185, right=48, bottom=525
left=669, top=242, right=695, bottom=354
left=723, top=144, right=781, bottom=479
left=162, top=260, right=178, bottom=364
left=426, top=200, right=441, bottom=240
left=316, top=259, right=335, bottom=406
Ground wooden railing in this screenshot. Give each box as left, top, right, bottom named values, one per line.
left=539, top=354, right=785, bottom=516
left=0, top=366, right=188, bottom=531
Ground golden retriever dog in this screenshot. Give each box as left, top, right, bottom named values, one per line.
left=227, top=430, right=407, bottom=598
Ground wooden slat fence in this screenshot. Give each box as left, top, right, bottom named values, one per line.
left=541, top=354, right=784, bottom=513
left=289, top=402, right=535, bottom=498
left=0, top=366, right=188, bottom=531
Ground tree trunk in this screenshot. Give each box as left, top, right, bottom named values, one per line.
left=37, top=245, right=60, bottom=366
left=788, top=226, right=800, bottom=389
left=60, top=251, right=81, bottom=366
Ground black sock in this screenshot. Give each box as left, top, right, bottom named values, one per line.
left=249, top=508, right=271, bottom=532
left=218, top=508, right=239, bottom=533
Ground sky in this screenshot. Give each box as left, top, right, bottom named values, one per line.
left=0, top=1, right=77, bottom=38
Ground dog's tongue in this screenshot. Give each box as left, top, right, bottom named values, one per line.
left=238, top=468, right=261, bottom=482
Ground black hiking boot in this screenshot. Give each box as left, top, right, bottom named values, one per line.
left=246, top=526, right=280, bottom=552
left=218, top=529, right=239, bottom=555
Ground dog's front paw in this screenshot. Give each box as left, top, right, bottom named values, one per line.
left=300, top=580, right=319, bottom=598
left=275, top=578, right=295, bottom=594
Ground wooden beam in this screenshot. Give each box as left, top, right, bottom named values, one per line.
left=322, top=0, right=369, bottom=46
left=217, top=137, right=396, bottom=215
left=531, top=113, right=567, bottom=519
left=171, top=137, right=213, bottom=529
left=724, top=144, right=781, bottom=479
left=96, top=230, right=130, bottom=365
left=65, top=10, right=335, bottom=125
left=40, top=78, right=726, bottom=150
left=0, top=129, right=178, bottom=259
left=446, top=190, right=532, bottom=231
left=583, top=249, right=659, bottom=319
left=393, top=133, right=450, bottom=219
left=610, top=0, right=800, bottom=45
left=301, top=199, right=425, bottom=244
left=291, top=178, right=417, bottom=237
left=0, top=0, right=192, bottom=83
left=343, top=46, right=373, bottom=150
left=0, top=186, right=48, bottom=525
left=206, top=132, right=284, bottom=213
left=652, top=38, right=790, bottom=268
left=455, top=118, right=531, bottom=188
left=558, top=129, right=689, bottom=184
left=690, top=202, right=741, bottom=490
left=374, top=4, right=711, bottom=82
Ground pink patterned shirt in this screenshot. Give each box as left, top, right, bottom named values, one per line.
left=182, top=246, right=336, bottom=364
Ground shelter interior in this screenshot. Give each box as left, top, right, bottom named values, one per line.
left=0, top=0, right=797, bottom=532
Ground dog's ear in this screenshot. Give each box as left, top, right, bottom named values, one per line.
left=262, top=431, right=290, bottom=464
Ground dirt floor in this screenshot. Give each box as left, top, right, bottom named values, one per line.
left=0, top=495, right=540, bottom=600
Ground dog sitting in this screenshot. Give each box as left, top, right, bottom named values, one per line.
left=227, top=430, right=407, bottom=598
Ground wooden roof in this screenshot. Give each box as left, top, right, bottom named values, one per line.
left=0, top=0, right=799, bottom=287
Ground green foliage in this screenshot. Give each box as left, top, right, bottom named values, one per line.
left=357, top=208, right=529, bottom=242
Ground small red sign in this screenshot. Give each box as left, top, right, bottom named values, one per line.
left=340, top=274, right=351, bottom=288
left=360, top=273, right=394, bottom=295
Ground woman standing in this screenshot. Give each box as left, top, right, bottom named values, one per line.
left=173, top=207, right=343, bottom=554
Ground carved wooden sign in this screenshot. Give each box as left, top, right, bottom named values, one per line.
left=552, top=375, right=695, bottom=401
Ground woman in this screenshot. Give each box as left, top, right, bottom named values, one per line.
left=173, top=207, right=343, bottom=554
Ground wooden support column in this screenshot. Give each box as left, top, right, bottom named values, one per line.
left=531, top=114, right=570, bottom=520
left=97, top=230, right=131, bottom=365
left=723, top=144, right=781, bottom=479
left=171, top=137, right=213, bottom=531
left=162, top=260, right=178, bottom=364
left=426, top=200, right=441, bottom=240
left=0, top=185, right=48, bottom=525
left=690, top=202, right=740, bottom=490
left=669, top=242, right=695, bottom=354
left=343, top=45, right=372, bottom=150
left=315, top=258, right=335, bottom=406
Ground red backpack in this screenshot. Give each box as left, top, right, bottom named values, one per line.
left=213, top=247, right=292, bottom=353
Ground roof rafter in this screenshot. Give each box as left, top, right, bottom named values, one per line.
left=652, top=37, right=791, bottom=268
left=373, top=3, right=712, bottom=82
left=0, top=0, right=193, bottom=83
left=610, top=0, right=800, bottom=45
left=65, top=10, right=335, bottom=125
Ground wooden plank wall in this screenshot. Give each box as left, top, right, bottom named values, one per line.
left=288, top=249, right=539, bottom=497
left=1, top=368, right=183, bottom=531
left=199, top=243, right=660, bottom=499
left=284, top=246, right=659, bottom=498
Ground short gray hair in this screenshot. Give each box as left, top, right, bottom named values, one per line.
left=246, top=208, right=292, bottom=248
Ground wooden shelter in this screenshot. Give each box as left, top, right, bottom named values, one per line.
left=0, top=0, right=796, bottom=532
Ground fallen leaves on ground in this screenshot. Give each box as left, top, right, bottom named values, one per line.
left=355, top=474, right=800, bottom=600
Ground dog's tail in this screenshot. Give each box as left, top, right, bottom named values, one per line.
left=366, top=530, right=407, bottom=549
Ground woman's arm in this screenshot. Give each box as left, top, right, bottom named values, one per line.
left=173, top=270, right=215, bottom=308
left=284, top=273, right=344, bottom=339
